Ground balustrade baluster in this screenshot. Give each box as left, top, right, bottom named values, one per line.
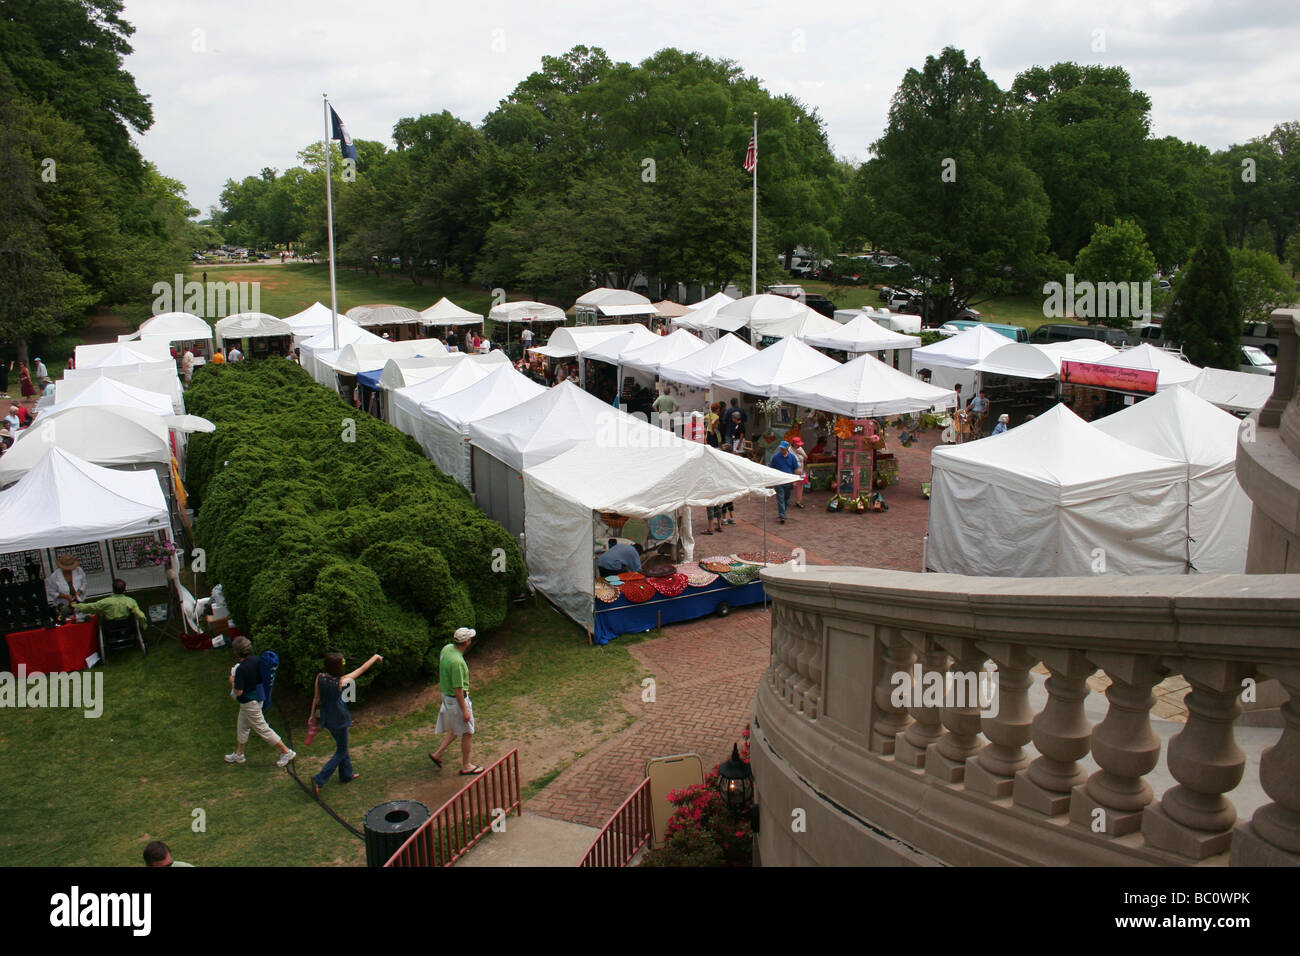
left=872, top=628, right=916, bottom=754
left=965, top=642, right=1035, bottom=798
left=1013, top=649, right=1095, bottom=816
left=1232, top=666, right=1300, bottom=866
left=894, top=634, right=949, bottom=768
left=927, top=636, right=988, bottom=783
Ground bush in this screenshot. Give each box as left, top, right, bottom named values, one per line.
left=184, top=361, right=526, bottom=690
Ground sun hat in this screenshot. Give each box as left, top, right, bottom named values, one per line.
left=56, top=554, right=79, bottom=571
left=453, top=627, right=476, bottom=643
left=791, top=437, right=803, bottom=446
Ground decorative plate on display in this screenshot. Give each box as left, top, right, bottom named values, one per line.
left=679, top=566, right=719, bottom=588
left=701, top=560, right=735, bottom=574
left=721, top=564, right=763, bottom=586
left=619, top=571, right=645, bottom=582
left=648, top=573, right=688, bottom=597
left=698, top=555, right=732, bottom=564
left=594, top=580, right=620, bottom=604
left=622, top=517, right=649, bottom=544
left=732, top=550, right=795, bottom=565
left=619, top=579, right=656, bottom=603
left=648, top=514, right=675, bottom=540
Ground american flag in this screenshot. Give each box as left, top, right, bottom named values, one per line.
left=743, top=135, right=757, bottom=174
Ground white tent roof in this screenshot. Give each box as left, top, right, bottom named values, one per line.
left=419, top=364, right=546, bottom=433
left=927, top=404, right=1189, bottom=576
left=614, top=328, right=707, bottom=375
left=750, top=306, right=845, bottom=342
left=421, top=297, right=484, bottom=325
left=530, top=323, right=651, bottom=359
left=0, top=405, right=172, bottom=486
left=573, top=288, right=653, bottom=315
left=803, top=313, right=922, bottom=353
left=45, top=376, right=174, bottom=419
left=75, top=340, right=174, bottom=369
left=701, top=293, right=804, bottom=333
left=973, top=341, right=1118, bottom=379
left=283, top=302, right=335, bottom=330
left=1184, top=366, right=1275, bottom=413
left=1091, top=386, right=1251, bottom=573
left=0, top=448, right=169, bottom=551
left=377, top=351, right=509, bottom=390
left=1093, top=344, right=1200, bottom=389
left=674, top=291, right=736, bottom=331
left=912, top=325, right=1015, bottom=370
left=778, top=353, right=958, bottom=418
left=133, top=312, right=214, bottom=344
left=711, top=336, right=840, bottom=396
left=59, top=366, right=185, bottom=415
left=300, top=318, right=382, bottom=352
left=570, top=325, right=661, bottom=365
left=345, top=305, right=377, bottom=321
left=489, top=300, right=567, bottom=324
left=355, top=304, right=425, bottom=327
left=468, top=381, right=657, bottom=471
left=657, top=333, right=757, bottom=388
left=322, top=338, right=448, bottom=376
left=214, top=312, right=292, bottom=348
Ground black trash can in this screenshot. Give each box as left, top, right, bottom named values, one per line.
left=364, top=800, right=431, bottom=867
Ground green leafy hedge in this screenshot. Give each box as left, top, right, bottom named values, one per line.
left=184, top=360, right=525, bottom=691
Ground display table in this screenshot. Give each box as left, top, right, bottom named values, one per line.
left=6, top=616, right=99, bottom=674
left=592, top=578, right=766, bottom=645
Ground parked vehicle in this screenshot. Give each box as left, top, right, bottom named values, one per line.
left=1030, top=323, right=1129, bottom=347
left=938, top=319, right=1030, bottom=343
left=1240, top=345, right=1277, bottom=376
left=804, top=293, right=836, bottom=318
left=1242, top=320, right=1280, bottom=358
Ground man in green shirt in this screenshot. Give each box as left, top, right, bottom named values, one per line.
left=429, top=627, right=482, bottom=774
left=76, top=579, right=147, bottom=622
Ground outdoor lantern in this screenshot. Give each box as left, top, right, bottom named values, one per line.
left=715, top=743, right=753, bottom=816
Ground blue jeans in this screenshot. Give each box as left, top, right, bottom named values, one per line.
left=775, top=484, right=791, bottom=518
left=314, top=727, right=354, bottom=786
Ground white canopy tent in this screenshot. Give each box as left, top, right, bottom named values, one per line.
left=0, top=447, right=169, bottom=551
left=531, top=323, right=652, bottom=360
left=467, top=382, right=663, bottom=536
left=928, top=404, right=1188, bottom=576
left=388, top=360, right=498, bottom=444
left=215, top=312, right=293, bottom=349
left=674, top=291, right=737, bottom=338
left=282, top=302, right=336, bottom=343
left=523, top=437, right=797, bottom=633
left=489, top=300, right=567, bottom=326
left=45, top=376, right=173, bottom=419
left=749, top=306, right=844, bottom=342
left=298, top=320, right=386, bottom=384
left=0, top=405, right=173, bottom=487
left=574, top=288, right=654, bottom=322
left=418, top=365, right=546, bottom=487
left=972, top=340, right=1119, bottom=380
left=711, top=336, right=839, bottom=397
left=421, top=297, right=485, bottom=327
left=580, top=326, right=662, bottom=366
left=320, top=339, right=448, bottom=378
left=777, top=353, right=958, bottom=418
left=377, top=351, right=510, bottom=391
left=355, top=305, right=425, bottom=330
left=911, top=325, right=1010, bottom=369
left=618, top=328, right=708, bottom=376
left=1093, top=386, right=1252, bottom=574
left=120, top=312, right=214, bottom=348
left=1090, top=344, right=1201, bottom=390
left=60, top=366, right=185, bottom=415
left=1184, top=367, right=1275, bottom=413
left=699, top=293, right=804, bottom=335
left=657, top=333, right=757, bottom=389
left=75, top=340, right=174, bottom=368
left=803, top=313, right=922, bottom=354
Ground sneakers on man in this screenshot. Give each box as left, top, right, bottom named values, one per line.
left=276, top=749, right=297, bottom=767
left=224, top=752, right=246, bottom=764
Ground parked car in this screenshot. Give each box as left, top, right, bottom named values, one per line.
left=1030, top=323, right=1130, bottom=347
left=804, top=294, right=836, bottom=318
left=1242, top=320, right=1280, bottom=358
left=938, top=319, right=1030, bottom=343
left=1240, top=345, right=1277, bottom=376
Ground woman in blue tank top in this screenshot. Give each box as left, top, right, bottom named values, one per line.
left=309, top=651, right=383, bottom=795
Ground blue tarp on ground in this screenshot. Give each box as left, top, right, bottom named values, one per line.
left=591, top=578, right=766, bottom=644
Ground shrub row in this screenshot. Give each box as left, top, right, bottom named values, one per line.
left=184, top=359, right=525, bottom=691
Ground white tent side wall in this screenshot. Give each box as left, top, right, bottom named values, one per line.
left=426, top=422, right=472, bottom=488
left=1188, top=467, right=1252, bottom=574
left=522, top=473, right=597, bottom=631
left=472, top=446, right=526, bottom=538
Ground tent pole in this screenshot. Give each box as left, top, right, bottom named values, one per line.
left=762, top=493, right=768, bottom=612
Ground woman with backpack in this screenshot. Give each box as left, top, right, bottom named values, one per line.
left=308, top=650, right=383, bottom=795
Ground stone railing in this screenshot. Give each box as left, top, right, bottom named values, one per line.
left=752, top=567, right=1300, bottom=866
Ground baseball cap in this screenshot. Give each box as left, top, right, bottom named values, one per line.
left=453, top=627, right=476, bottom=643
left=778, top=440, right=790, bottom=450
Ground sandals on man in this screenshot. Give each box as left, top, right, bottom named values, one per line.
left=428, top=753, right=442, bottom=768
left=459, top=765, right=485, bottom=775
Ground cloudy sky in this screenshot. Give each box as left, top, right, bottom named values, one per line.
left=121, top=0, right=1300, bottom=216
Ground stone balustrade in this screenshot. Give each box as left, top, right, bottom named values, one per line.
left=752, top=567, right=1300, bottom=866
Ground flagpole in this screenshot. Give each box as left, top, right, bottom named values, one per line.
left=323, top=93, right=340, bottom=352
left=751, top=111, right=758, bottom=297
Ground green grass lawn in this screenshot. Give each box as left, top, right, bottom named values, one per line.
left=802, top=280, right=1063, bottom=334
left=0, top=597, right=645, bottom=867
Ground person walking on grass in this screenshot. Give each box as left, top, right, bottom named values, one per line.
left=225, top=636, right=295, bottom=767
left=308, top=650, right=383, bottom=797
left=429, top=627, right=483, bottom=775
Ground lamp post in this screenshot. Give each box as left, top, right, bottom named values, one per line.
left=715, top=743, right=754, bottom=817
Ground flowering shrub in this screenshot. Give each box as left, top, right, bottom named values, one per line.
left=643, top=725, right=753, bottom=867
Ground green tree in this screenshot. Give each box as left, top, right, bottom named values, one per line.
left=1073, top=219, right=1157, bottom=327
left=1163, top=227, right=1242, bottom=369
left=865, top=47, right=1050, bottom=323
left=1230, top=248, right=1295, bottom=325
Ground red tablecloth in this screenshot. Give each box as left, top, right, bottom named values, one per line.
left=6, top=617, right=99, bottom=674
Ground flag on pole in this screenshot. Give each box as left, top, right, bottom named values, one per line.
left=330, top=106, right=359, bottom=162
left=743, top=134, right=757, bottom=174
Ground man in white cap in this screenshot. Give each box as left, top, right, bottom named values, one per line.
left=33, top=357, right=48, bottom=381
left=429, top=627, right=482, bottom=774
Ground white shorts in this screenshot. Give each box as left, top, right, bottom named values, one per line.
left=435, top=694, right=475, bottom=736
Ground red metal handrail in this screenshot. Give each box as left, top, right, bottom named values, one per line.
left=578, top=777, right=652, bottom=867
left=385, top=748, right=521, bottom=867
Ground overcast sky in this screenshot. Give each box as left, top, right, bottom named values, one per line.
left=121, top=0, right=1300, bottom=216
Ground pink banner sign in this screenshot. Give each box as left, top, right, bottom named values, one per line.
left=1060, top=360, right=1158, bottom=395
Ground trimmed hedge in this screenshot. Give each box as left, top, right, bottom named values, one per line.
left=184, top=360, right=525, bottom=691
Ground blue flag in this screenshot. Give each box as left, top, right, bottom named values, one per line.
left=330, top=106, right=359, bottom=163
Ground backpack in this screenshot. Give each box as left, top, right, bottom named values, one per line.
left=257, top=650, right=280, bottom=707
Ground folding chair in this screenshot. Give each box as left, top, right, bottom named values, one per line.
left=98, top=616, right=147, bottom=660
